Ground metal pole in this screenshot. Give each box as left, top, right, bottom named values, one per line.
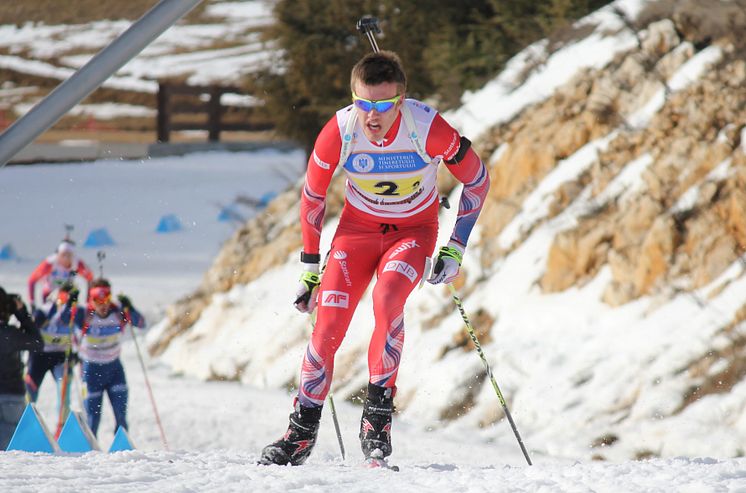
left=0, top=0, right=203, bottom=167
left=328, top=393, right=346, bottom=460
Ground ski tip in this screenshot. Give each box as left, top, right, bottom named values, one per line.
left=363, top=457, right=399, bottom=471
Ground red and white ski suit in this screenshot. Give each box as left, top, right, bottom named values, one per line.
left=297, top=99, right=490, bottom=406
left=27, top=254, right=94, bottom=306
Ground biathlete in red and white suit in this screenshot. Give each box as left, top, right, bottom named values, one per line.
left=261, top=50, right=490, bottom=467
left=299, top=94, right=490, bottom=404
left=27, top=241, right=94, bottom=308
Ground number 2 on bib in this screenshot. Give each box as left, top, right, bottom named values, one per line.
left=374, top=181, right=399, bottom=196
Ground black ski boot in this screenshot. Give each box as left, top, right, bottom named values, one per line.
left=359, top=383, right=395, bottom=459
left=260, top=403, right=322, bottom=466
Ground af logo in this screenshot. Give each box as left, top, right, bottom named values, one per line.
left=352, top=153, right=375, bottom=173
left=321, top=290, right=349, bottom=308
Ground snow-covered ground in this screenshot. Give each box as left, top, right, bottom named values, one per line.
left=2, top=341, right=744, bottom=492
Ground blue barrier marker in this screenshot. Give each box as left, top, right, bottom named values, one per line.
left=83, top=228, right=115, bottom=248
left=108, top=426, right=135, bottom=452
left=0, top=243, right=17, bottom=260
left=155, top=214, right=183, bottom=233
left=58, top=412, right=100, bottom=453
left=6, top=404, right=61, bottom=453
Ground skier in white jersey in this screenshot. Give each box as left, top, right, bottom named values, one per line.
left=72, top=278, right=145, bottom=436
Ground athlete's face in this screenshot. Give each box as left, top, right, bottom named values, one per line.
left=352, top=80, right=403, bottom=143
left=57, top=251, right=73, bottom=269
left=93, top=302, right=110, bottom=317
left=90, top=286, right=112, bottom=317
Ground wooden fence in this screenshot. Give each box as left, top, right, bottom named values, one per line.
left=156, top=82, right=273, bottom=142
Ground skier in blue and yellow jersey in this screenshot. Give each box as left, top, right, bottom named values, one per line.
left=73, top=278, right=145, bottom=437
left=25, top=282, right=81, bottom=426
left=261, top=50, right=490, bottom=466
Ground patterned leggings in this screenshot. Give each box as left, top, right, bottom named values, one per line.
left=297, top=215, right=436, bottom=407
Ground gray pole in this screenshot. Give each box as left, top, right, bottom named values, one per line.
left=0, top=0, right=203, bottom=167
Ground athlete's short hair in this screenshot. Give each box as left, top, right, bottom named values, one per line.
left=350, top=51, right=407, bottom=94
left=90, top=278, right=111, bottom=289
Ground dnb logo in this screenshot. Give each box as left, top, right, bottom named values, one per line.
left=383, top=260, right=418, bottom=283
left=321, top=290, right=349, bottom=308
left=351, top=153, right=375, bottom=173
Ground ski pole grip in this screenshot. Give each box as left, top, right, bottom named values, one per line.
left=357, top=16, right=381, bottom=53
left=356, top=16, right=380, bottom=35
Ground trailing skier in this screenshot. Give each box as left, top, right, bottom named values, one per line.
left=74, top=278, right=145, bottom=437
left=28, top=240, right=94, bottom=309
left=25, top=282, right=81, bottom=429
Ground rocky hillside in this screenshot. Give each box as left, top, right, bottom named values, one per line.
left=148, top=0, right=746, bottom=461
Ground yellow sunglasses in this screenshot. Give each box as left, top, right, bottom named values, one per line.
left=352, top=92, right=401, bottom=113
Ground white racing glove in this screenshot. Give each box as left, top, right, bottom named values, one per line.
left=294, top=263, right=321, bottom=313
left=427, top=242, right=464, bottom=285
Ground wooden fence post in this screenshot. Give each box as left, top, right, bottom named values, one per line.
left=156, top=82, right=171, bottom=142
left=207, top=86, right=222, bottom=142
left=155, top=82, right=272, bottom=142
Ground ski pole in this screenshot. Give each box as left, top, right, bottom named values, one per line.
left=357, top=16, right=381, bottom=53
left=72, top=360, right=87, bottom=421
left=126, top=308, right=169, bottom=450
left=55, top=299, right=77, bottom=439
left=447, top=283, right=533, bottom=466
left=328, top=393, right=346, bottom=461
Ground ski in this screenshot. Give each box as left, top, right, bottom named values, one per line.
left=256, top=457, right=399, bottom=471
left=363, top=457, right=399, bottom=471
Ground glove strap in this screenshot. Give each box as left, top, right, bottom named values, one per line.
left=438, top=246, right=463, bottom=266
left=299, top=271, right=320, bottom=290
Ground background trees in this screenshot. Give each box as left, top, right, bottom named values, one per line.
left=249, top=0, right=611, bottom=151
